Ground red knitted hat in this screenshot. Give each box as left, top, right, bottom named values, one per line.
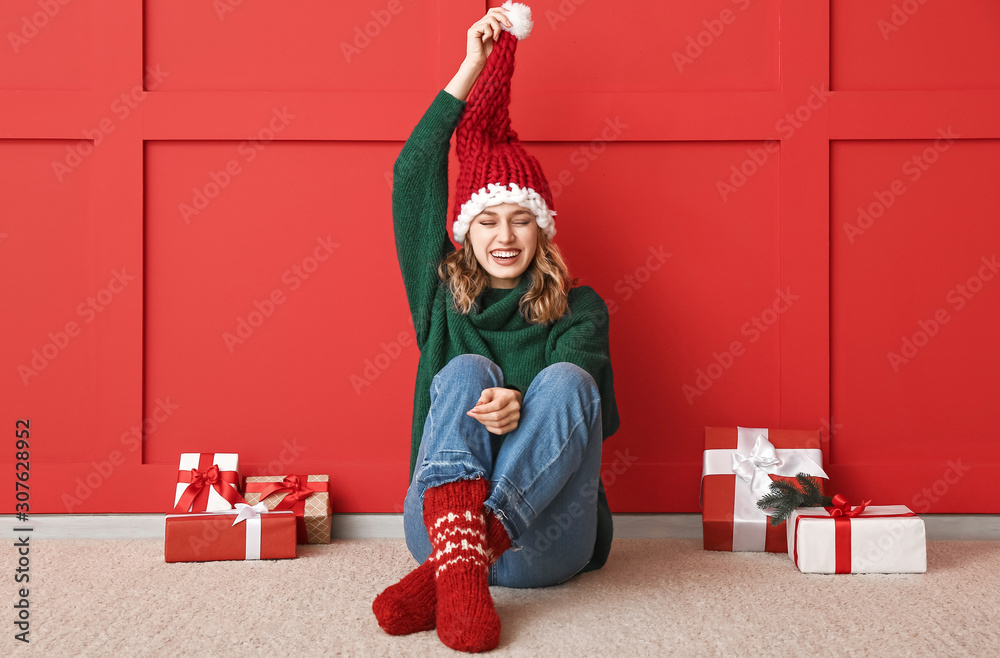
left=452, top=1, right=556, bottom=246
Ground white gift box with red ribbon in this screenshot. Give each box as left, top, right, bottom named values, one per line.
left=172, top=452, right=243, bottom=513
left=788, top=501, right=927, bottom=574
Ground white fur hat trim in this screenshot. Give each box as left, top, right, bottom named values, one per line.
left=454, top=182, right=556, bottom=246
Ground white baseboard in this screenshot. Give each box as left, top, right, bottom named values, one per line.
left=4, top=513, right=1000, bottom=541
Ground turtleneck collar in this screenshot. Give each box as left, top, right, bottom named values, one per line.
left=471, top=273, right=532, bottom=325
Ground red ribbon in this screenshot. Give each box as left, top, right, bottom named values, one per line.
left=172, top=456, right=244, bottom=513
left=247, top=475, right=325, bottom=513
left=828, top=493, right=871, bottom=518
left=793, top=496, right=916, bottom=573
left=824, top=495, right=871, bottom=573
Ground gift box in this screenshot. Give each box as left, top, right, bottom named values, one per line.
left=164, top=504, right=297, bottom=563
left=701, top=426, right=828, bottom=552
left=788, top=498, right=927, bottom=574
left=172, top=452, right=244, bottom=513
left=243, top=475, right=331, bottom=544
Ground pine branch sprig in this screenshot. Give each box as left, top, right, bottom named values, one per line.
left=756, top=473, right=832, bottom=526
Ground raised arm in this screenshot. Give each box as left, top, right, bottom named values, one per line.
left=391, top=91, right=462, bottom=349
left=392, top=7, right=513, bottom=348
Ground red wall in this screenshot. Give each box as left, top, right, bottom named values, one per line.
left=2, top=0, right=997, bottom=514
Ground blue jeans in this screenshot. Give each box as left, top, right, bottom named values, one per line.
left=403, top=354, right=604, bottom=589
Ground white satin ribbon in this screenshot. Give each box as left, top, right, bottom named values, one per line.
left=701, top=426, right=828, bottom=551
left=232, top=502, right=269, bottom=525
left=232, top=502, right=270, bottom=560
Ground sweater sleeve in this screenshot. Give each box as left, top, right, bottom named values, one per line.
left=392, top=89, right=466, bottom=349
left=545, top=288, right=621, bottom=440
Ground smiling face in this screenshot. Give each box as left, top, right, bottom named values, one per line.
left=467, top=202, right=539, bottom=289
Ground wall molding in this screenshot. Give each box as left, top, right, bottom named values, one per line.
left=4, top=514, right=999, bottom=541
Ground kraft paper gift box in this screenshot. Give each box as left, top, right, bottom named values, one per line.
left=164, top=504, right=297, bottom=563
left=701, top=426, right=828, bottom=552
left=172, top=452, right=244, bottom=513
left=243, top=474, right=332, bottom=544
left=787, top=500, right=927, bottom=574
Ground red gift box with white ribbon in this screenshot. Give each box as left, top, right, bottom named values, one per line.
left=701, top=426, right=828, bottom=551
left=164, top=504, right=297, bottom=563
left=172, top=452, right=244, bottom=513
left=788, top=497, right=927, bottom=573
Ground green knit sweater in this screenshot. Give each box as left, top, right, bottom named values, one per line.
left=393, top=89, right=621, bottom=572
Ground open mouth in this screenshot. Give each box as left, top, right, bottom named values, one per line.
left=490, top=250, right=521, bottom=266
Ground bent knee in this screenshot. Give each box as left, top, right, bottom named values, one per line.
left=538, top=362, right=601, bottom=416
left=541, top=361, right=598, bottom=391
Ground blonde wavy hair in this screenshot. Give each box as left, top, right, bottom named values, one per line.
left=437, top=226, right=579, bottom=325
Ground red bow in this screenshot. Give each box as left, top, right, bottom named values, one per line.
left=173, top=463, right=243, bottom=512
left=827, top=493, right=871, bottom=517
left=192, top=464, right=220, bottom=487
left=258, top=475, right=318, bottom=510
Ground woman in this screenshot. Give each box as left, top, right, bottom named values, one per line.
left=372, top=3, right=621, bottom=653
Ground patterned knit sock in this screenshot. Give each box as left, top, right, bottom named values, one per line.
left=424, top=478, right=501, bottom=653
left=484, top=509, right=511, bottom=563
left=372, top=508, right=511, bottom=636
left=372, top=558, right=437, bottom=635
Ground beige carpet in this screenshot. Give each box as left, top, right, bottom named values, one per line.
left=11, top=538, right=1000, bottom=656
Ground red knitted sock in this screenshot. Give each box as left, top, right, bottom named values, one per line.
left=484, top=509, right=511, bottom=562
left=372, top=501, right=511, bottom=637
left=372, top=558, right=437, bottom=635
left=424, top=478, right=501, bottom=653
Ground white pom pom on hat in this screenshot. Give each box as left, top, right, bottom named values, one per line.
left=500, top=1, right=533, bottom=40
